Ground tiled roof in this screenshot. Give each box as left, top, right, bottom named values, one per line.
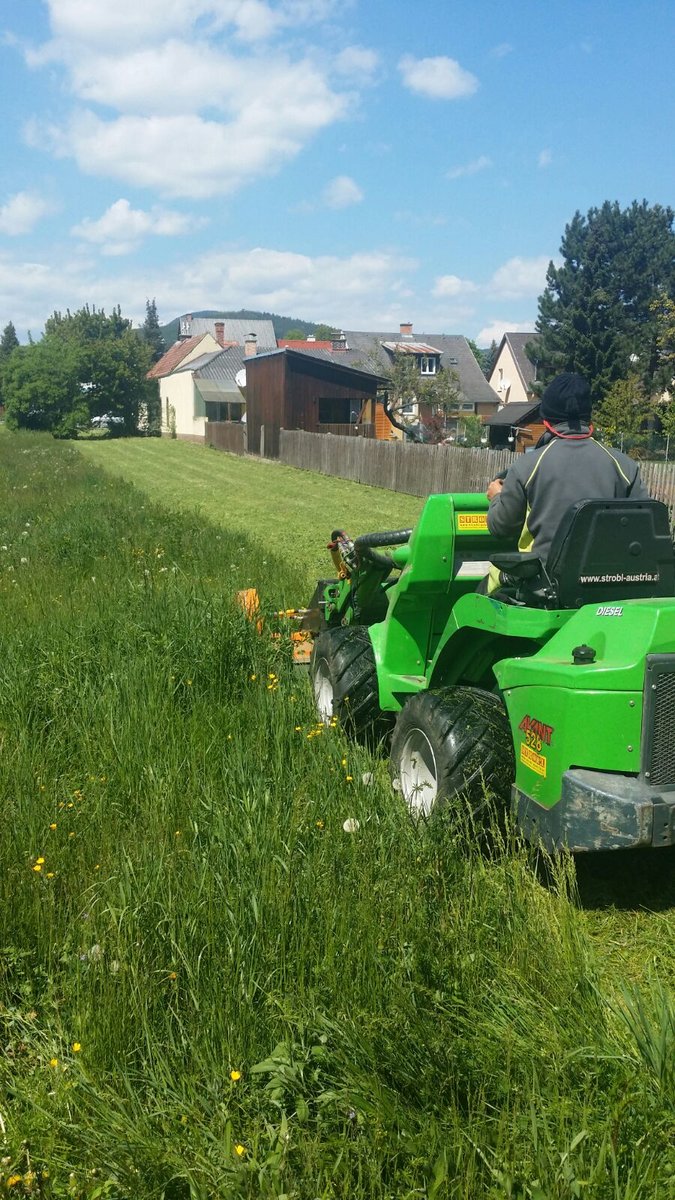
left=174, top=346, right=247, bottom=384
left=179, top=316, right=277, bottom=349
left=147, top=335, right=207, bottom=379
left=343, top=330, right=499, bottom=407
left=504, top=332, right=541, bottom=389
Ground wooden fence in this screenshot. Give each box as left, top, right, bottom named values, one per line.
left=280, top=430, right=514, bottom=496
left=279, top=429, right=675, bottom=521
left=206, top=421, right=246, bottom=454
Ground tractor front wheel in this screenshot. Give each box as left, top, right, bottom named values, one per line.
left=310, top=625, right=385, bottom=740
left=390, top=687, right=514, bottom=822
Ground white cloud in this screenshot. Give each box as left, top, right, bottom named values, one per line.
left=43, top=0, right=341, bottom=50
left=446, top=155, right=492, bottom=180
left=26, top=3, right=357, bottom=198
left=538, top=148, right=552, bottom=168
left=32, top=72, right=348, bottom=199
left=398, top=55, right=478, bottom=100
left=0, top=191, right=53, bottom=235
left=71, top=198, right=197, bottom=255
left=432, top=274, right=478, bottom=299
left=476, top=320, right=535, bottom=345
left=0, top=242, right=416, bottom=340
left=334, top=44, right=379, bottom=83
left=488, top=256, right=550, bottom=299
left=489, top=43, right=513, bottom=59
left=321, top=175, right=363, bottom=208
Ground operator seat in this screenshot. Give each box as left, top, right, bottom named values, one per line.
left=490, top=499, right=675, bottom=609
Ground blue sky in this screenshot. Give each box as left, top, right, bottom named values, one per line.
left=1, top=0, right=673, bottom=344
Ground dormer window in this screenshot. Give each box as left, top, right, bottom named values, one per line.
left=420, top=355, right=437, bottom=375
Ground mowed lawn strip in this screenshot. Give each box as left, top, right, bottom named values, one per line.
left=78, top=438, right=425, bottom=585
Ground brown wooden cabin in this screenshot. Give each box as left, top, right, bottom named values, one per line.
left=244, top=348, right=386, bottom=457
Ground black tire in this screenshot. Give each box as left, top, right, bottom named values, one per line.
left=310, top=625, right=385, bottom=740
left=390, top=687, right=514, bottom=821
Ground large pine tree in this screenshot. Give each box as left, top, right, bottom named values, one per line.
left=531, top=200, right=675, bottom=405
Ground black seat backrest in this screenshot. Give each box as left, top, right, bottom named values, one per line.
left=545, top=499, right=674, bottom=608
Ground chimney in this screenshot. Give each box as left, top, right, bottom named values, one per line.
left=215, top=321, right=225, bottom=347
left=331, top=331, right=347, bottom=352
left=400, top=322, right=413, bottom=338
left=244, top=332, right=257, bottom=357
left=179, top=314, right=193, bottom=339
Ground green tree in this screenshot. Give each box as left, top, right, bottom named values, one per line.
left=593, top=372, right=647, bottom=447
left=533, top=200, right=675, bottom=406
left=0, top=320, right=19, bottom=358
left=141, top=298, right=165, bottom=363
left=4, top=306, right=152, bottom=437
left=281, top=328, right=306, bottom=340
left=0, top=320, right=20, bottom=410
left=482, top=339, right=498, bottom=379
left=3, top=339, right=87, bottom=437
left=314, top=323, right=338, bottom=340
left=651, top=292, right=675, bottom=388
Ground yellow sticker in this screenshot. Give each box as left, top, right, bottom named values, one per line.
left=456, top=513, right=489, bottom=531
left=520, top=742, right=547, bottom=777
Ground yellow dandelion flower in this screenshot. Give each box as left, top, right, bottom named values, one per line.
left=72, top=1042, right=81, bottom=1053
left=346, top=775, right=353, bottom=782
left=32, top=863, right=43, bottom=872
left=36, top=856, right=45, bottom=864
left=341, top=758, right=347, bottom=766
left=49, top=1057, right=58, bottom=1068
left=230, top=1069, right=241, bottom=1082
left=249, top=674, right=257, bottom=681
left=234, top=1144, right=246, bottom=1158
left=46, top=872, right=55, bottom=879
left=7, top=1174, right=22, bottom=1187
left=315, top=819, right=325, bottom=829
left=168, top=971, right=177, bottom=981
left=94, top=864, right=100, bottom=870
left=49, top=823, right=57, bottom=830
left=294, top=726, right=302, bottom=732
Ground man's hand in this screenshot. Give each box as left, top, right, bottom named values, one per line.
left=486, top=478, right=504, bottom=501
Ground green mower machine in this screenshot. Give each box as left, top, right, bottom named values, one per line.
left=306, top=493, right=675, bottom=852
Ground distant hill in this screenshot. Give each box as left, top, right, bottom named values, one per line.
left=159, top=309, right=329, bottom=346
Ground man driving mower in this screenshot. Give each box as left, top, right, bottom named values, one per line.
left=482, top=372, right=649, bottom=595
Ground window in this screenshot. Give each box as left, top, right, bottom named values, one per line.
left=319, top=397, right=353, bottom=424
left=420, top=355, right=437, bottom=375
left=461, top=402, right=474, bottom=411
left=400, top=399, right=417, bottom=416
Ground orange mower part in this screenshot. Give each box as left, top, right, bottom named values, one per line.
left=236, top=588, right=314, bottom=664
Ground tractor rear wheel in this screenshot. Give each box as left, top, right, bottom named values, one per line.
left=390, top=687, right=514, bottom=821
left=310, top=625, right=385, bottom=740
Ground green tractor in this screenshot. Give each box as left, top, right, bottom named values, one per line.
left=306, top=492, right=675, bottom=852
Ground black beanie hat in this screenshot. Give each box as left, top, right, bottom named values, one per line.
left=540, top=372, right=591, bottom=424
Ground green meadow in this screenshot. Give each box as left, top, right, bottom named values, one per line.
left=0, top=432, right=673, bottom=1199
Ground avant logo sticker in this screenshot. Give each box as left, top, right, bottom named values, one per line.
left=518, top=714, right=554, bottom=748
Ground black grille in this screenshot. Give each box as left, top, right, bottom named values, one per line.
left=643, top=655, right=675, bottom=787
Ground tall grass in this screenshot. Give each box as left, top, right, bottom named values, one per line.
left=0, top=433, right=673, bottom=1199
